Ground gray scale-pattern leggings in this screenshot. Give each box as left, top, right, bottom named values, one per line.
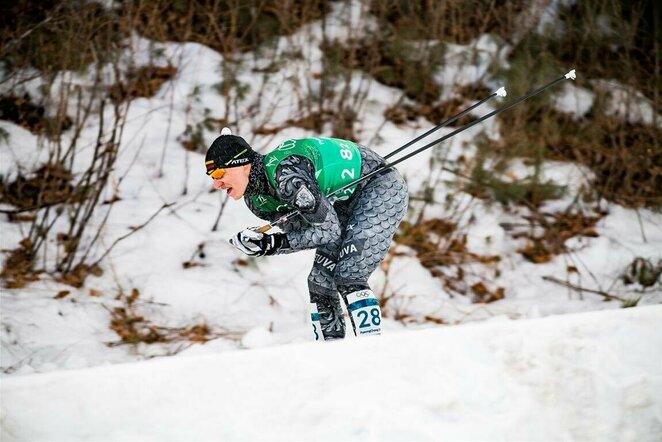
left=302, top=169, right=408, bottom=339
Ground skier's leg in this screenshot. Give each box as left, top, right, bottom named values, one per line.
left=333, top=169, right=409, bottom=337
left=308, top=242, right=346, bottom=341
left=280, top=214, right=344, bottom=340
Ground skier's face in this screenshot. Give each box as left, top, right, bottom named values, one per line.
left=212, top=164, right=251, bottom=200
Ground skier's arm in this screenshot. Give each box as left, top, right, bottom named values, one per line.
left=272, top=155, right=341, bottom=253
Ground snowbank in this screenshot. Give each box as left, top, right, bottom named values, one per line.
left=2, top=3, right=661, bottom=377
left=2, top=305, right=661, bottom=441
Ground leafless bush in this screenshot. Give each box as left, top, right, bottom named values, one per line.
left=107, top=288, right=240, bottom=348
left=0, top=2, right=148, bottom=286
left=489, top=0, right=661, bottom=209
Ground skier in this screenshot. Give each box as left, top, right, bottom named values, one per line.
left=205, top=128, right=408, bottom=341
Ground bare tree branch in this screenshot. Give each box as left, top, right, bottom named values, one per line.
left=90, top=202, right=174, bottom=269
left=542, top=275, right=626, bottom=302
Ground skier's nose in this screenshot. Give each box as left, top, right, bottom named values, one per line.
left=213, top=179, right=224, bottom=190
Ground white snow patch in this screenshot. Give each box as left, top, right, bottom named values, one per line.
left=593, top=79, right=662, bottom=128
left=2, top=306, right=661, bottom=441
left=553, top=82, right=594, bottom=118
left=436, top=34, right=509, bottom=99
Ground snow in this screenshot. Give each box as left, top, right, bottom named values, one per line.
left=593, top=79, right=662, bottom=128
left=0, top=3, right=661, bottom=436
left=0, top=122, right=42, bottom=177
left=552, top=83, right=594, bottom=118
left=436, top=34, right=510, bottom=100
left=534, top=0, right=577, bottom=36
left=2, top=305, right=661, bottom=441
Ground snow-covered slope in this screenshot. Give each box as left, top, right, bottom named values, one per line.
left=1, top=12, right=661, bottom=377
left=2, top=305, right=661, bottom=441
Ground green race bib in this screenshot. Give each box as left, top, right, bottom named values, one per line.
left=255, top=137, right=363, bottom=213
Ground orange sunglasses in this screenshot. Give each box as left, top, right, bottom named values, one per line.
left=209, top=168, right=226, bottom=179
left=205, top=160, right=226, bottom=179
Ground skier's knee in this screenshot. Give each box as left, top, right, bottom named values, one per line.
left=307, top=271, right=336, bottom=298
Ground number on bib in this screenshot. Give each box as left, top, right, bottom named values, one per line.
left=341, top=168, right=355, bottom=180
left=357, top=308, right=381, bottom=328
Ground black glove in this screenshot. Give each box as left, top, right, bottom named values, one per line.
left=229, top=228, right=287, bottom=257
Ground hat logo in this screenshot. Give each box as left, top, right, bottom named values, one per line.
left=228, top=157, right=250, bottom=165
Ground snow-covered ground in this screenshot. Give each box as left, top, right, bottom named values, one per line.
left=0, top=5, right=661, bottom=438
left=2, top=305, right=661, bottom=441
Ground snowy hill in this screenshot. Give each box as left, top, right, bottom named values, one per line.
left=1, top=5, right=661, bottom=440
left=1, top=5, right=661, bottom=377
left=2, top=305, right=661, bottom=441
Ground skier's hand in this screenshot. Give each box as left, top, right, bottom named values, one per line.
left=229, top=228, right=284, bottom=257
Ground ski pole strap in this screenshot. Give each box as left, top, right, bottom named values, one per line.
left=384, top=87, right=506, bottom=160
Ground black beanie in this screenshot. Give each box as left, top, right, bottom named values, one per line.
left=205, top=128, right=255, bottom=174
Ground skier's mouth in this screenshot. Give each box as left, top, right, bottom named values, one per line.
left=226, top=187, right=233, bottom=196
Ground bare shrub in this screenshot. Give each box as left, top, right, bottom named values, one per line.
left=393, top=218, right=504, bottom=303
left=369, top=0, right=525, bottom=44
left=0, top=162, right=78, bottom=211
left=123, top=0, right=330, bottom=54
left=108, top=65, right=178, bottom=103
left=0, top=239, right=40, bottom=289
left=509, top=210, right=604, bottom=264
left=0, top=94, right=72, bottom=138
left=488, top=0, right=661, bottom=209
left=1, top=2, right=139, bottom=286
left=0, top=0, right=124, bottom=72
left=107, top=288, right=240, bottom=347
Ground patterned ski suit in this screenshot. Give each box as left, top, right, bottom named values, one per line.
left=243, top=138, right=409, bottom=340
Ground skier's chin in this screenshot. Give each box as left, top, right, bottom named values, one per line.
left=227, top=187, right=242, bottom=200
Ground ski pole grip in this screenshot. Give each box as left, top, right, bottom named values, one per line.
left=255, top=224, right=272, bottom=233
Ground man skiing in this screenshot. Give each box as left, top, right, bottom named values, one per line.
left=205, top=128, right=408, bottom=341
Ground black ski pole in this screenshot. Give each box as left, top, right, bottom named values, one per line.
left=384, top=87, right=506, bottom=160
left=352, top=69, right=576, bottom=188
left=256, top=70, right=575, bottom=233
